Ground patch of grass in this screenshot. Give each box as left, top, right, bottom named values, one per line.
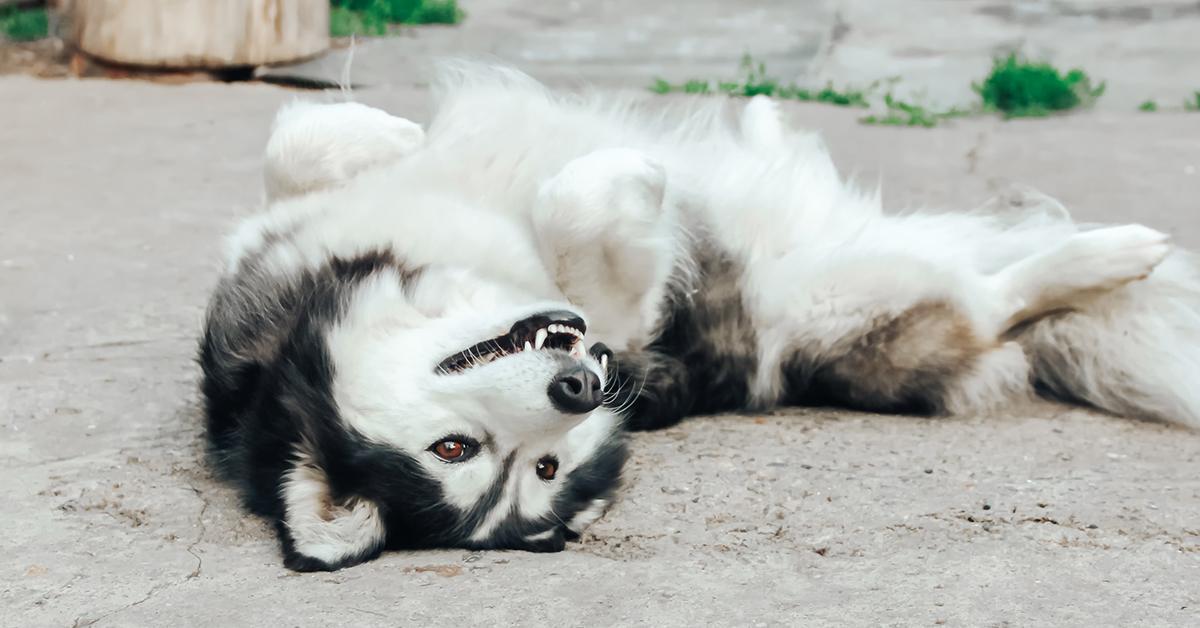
left=651, top=56, right=872, bottom=108
left=649, top=78, right=672, bottom=94
left=330, top=0, right=461, bottom=36
left=1138, top=100, right=1158, bottom=112
left=408, top=0, right=461, bottom=24
left=860, top=94, right=969, bottom=128
left=1, top=7, right=49, bottom=42
left=1185, top=92, right=1200, bottom=112
left=330, top=5, right=388, bottom=37
left=975, top=53, right=1105, bottom=117
left=651, top=53, right=1111, bottom=128
left=776, top=83, right=872, bottom=107
left=732, top=57, right=780, bottom=97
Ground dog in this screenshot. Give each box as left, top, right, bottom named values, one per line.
left=200, top=63, right=1200, bottom=572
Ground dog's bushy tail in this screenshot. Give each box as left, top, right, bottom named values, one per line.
left=1019, top=250, right=1200, bottom=428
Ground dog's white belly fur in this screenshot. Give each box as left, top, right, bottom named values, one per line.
left=244, top=66, right=1200, bottom=429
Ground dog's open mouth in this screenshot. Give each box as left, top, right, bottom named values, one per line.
left=437, top=311, right=588, bottom=374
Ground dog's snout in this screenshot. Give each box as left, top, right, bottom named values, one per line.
left=548, top=366, right=602, bottom=414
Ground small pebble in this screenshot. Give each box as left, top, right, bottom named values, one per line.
left=924, top=468, right=933, bottom=474
left=982, top=504, right=991, bottom=510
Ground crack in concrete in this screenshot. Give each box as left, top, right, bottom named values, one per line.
left=802, top=5, right=849, bottom=79
left=919, top=509, right=1199, bottom=551
left=32, top=573, right=85, bottom=608
left=73, top=581, right=175, bottom=628
left=2, top=452, right=117, bottom=471
left=184, top=483, right=209, bottom=579
left=346, top=607, right=391, bottom=620
left=71, top=484, right=209, bottom=627
left=826, top=10, right=850, bottom=55
left=965, top=130, right=988, bottom=175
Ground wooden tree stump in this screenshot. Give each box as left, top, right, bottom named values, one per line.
left=58, top=0, right=329, bottom=69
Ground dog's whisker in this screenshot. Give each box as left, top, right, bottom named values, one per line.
left=610, top=374, right=645, bottom=416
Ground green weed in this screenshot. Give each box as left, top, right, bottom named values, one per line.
left=651, top=56, right=871, bottom=108
left=650, top=53, right=1113, bottom=128
left=860, top=95, right=969, bottom=128
left=649, top=78, right=672, bottom=95
left=1138, top=100, right=1158, bottom=112
left=1185, top=92, right=1200, bottom=112
left=975, top=53, right=1105, bottom=117
left=0, top=7, right=48, bottom=42
left=330, top=5, right=388, bottom=36
left=408, top=0, right=461, bottom=25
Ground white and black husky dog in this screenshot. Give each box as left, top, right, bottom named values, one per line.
left=201, top=64, right=1200, bottom=571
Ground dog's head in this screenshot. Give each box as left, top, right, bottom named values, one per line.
left=213, top=252, right=628, bottom=572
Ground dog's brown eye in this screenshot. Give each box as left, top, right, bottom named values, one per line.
left=536, top=456, right=558, bottom=480
left=430, top=438, right=477, bottom=463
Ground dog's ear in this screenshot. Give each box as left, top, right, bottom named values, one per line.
left=276, top=454, right=386, bottom=572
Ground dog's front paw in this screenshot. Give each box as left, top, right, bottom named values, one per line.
left=533, top=148, right=666, bottom=240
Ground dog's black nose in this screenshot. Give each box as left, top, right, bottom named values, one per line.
left=548, top=366, right=602, bottom=414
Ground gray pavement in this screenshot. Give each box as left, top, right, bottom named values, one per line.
left=265, top=0, right=1200, bottom=112
left=3, top=1, right=1200, bottom=626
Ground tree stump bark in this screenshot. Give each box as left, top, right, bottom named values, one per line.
left=59, top=0, right=329, bottom=69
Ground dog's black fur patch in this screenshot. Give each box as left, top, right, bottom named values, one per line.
left=465, top=434, right=628, bottom=553
left=201, top=247, right=448, bottom=570
left=613, top=244, right=991, bottom=425
left=616, top=248, right=759, bottom=430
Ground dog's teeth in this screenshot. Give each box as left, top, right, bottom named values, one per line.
left=524, top=341, right=533, bottom=352
left=549, top=324, right=560, bottom=333
left=535, top=328, right=548, bottom=349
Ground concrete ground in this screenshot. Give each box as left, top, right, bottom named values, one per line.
left=2, top=1, right=1199, bottom=626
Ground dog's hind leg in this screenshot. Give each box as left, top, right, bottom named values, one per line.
left=264, top=101, right=425, bottom=201
left=980, top=224, right=1172, bottom=336
left=1002, top=234, right=1200, bottom=428
left=780, top=223, right=1174, bottom=418
left=773, top=252, right=1034, bottom=415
